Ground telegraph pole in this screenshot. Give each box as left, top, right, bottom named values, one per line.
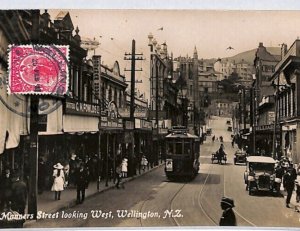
left=28, top=9, right=40, bottom=219
left=124, top=40, right=144, bottom=120
left=124, top=39, right=144, bottom=176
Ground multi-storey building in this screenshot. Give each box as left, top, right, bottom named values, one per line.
left=214, top=58, right=254, bottom=85
left=272, top=40, right=300, bottom=163
left=251, top=42, right=281, bottom=155
left=0, top=10, right=132, bottom=213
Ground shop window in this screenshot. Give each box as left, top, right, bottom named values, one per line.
left=83, top=84, right=88, bottom=102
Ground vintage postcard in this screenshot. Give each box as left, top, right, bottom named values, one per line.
left=1, top=5, right=300, bottom=229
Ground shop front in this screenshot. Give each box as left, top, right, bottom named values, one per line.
left=281, top=123, right=298, bottom=163
left=134, top=119, right=153, bottom=171
left=99, top=101, right=124, bottom=185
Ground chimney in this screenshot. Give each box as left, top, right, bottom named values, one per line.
left=281, top=43, right=287, bottom=59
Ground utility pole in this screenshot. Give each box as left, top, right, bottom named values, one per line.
left=243, top=88, right=246, bottom=131
left=124, top=39, right=144, bottom=176
left=28, top=9, right=40, bottom=219
left=124, top=40, right=144, bottom=120
left=272, top=74, right=280, bottom=159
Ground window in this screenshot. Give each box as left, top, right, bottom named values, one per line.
left=167, top=141, right=174, bottom=154
left=184, top=141, right=191, bottom=155
left=83, top=84, right=88, bottom=101
left=175, top=142, right=182, bottom=154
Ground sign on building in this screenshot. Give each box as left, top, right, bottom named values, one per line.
left=92, top=55, right=101, bottom=103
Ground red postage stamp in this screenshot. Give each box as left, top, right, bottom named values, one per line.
left=8, top=45, right=69, bottom=95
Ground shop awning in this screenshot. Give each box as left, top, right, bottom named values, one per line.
left=63, top=115, right=99, bottom=133
left=0, top=78, right=28, bottom=154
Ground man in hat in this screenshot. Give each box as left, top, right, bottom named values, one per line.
left=219, top=197, right=236, bottom=226
left=283, top=165, right=297, bottom=208
left=69, top=153, right=78, bottom=187
left=11, top=172, right=27, bottom=214
left=75, top=163, right=89, bottom=204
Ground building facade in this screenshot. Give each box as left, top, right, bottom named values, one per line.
left=272, top=40, right=300, bottom=163
left=251, top=42, right=281, bottom=155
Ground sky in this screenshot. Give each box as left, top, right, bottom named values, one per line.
left=47, top=9, right=300, bottom=100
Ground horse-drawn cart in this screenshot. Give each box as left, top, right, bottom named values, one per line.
left=211, top=151, right=227, bottom=164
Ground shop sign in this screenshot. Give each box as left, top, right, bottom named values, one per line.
left=135, top=119, right=141, bottom=129
left=64, top=98, right=100, bottom=116
left=100, top=101, right=123, bottom=128
left=92, top=55, right=101, bottom=101
left=38, top=114, right=47, bottom=132
left=125, top=121, right=134, bottom=130
left=268, top=111, right=275, bottom=124
left=119, top=107, right=147, bottom=118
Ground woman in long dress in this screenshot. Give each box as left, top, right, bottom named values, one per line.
left=51, top=163, right=65, bottom=200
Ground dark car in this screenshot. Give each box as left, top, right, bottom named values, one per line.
left=226, top=120, right=231, bottom=125
left=227, top=126, right=232, bottom=132
left=234, top=150, right=247, bottom=165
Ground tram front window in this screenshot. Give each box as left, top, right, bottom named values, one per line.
left=167, top=142, right=174, bottom=155
left=175, top=142, right=182, bottom=154
left=184, top=141, right=191, bottom=155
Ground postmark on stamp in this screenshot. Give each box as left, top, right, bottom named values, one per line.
left=8, top=44, right=69, bottom=95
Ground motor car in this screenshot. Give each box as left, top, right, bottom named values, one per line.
left=234, top=150, right=247, bottom=165
left=226, top=120, right=231, bottom=125
left=244, top=156, right=278, bottom=195
left=206, top=128, right=212, bottom=136
left=227, top=126, right=232, bottom=132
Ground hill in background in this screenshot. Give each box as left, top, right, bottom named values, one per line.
left=219, top=47, right=281, bottom=64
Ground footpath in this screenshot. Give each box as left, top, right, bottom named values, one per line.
left=24, top=163, right=164, bottom=228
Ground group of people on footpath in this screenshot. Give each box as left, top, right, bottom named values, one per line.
left=0, top=169, right=27, bottom=215
left=273, top=157, right=300, bottom=209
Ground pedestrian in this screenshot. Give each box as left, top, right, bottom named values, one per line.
left=115, top=161, right=124, bottom=189
left=212, top=135, right=215, bottom=142
left=51, top=163, right=65, bottom=200
left=69, top=153, right=77, bottom=186
left=63, top=161, right=70, bottom=188
left=283, top=166, right=297, bottom=208
left=0, top=168, right=12, bottom=210
left=121, top=157, right=128, bottom=178
left=295, top=171, right=300, bottom=203
left=231, top=137, right=234, bottom=148
left=220, top=136, right=223, bottom=143
left=219, top=197, right=236, bottom=226
left=38, top=157, right=46, bottom=194
left=141, top=155, right=148, bottom=171
left=75, top=163, right=89, bottom=204
left=10, top=172, right=27, bottom=215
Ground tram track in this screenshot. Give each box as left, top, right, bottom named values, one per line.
left=138, top=178, right=188, bottom=227
left=139, top=141, right=256, bottom=227
left=222, top=144, right=256, bottom=227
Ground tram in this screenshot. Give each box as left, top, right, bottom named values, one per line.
left=164, top=126, right=200, bottom=180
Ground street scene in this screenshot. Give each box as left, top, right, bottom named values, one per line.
left=1, top=9, right=300, bottom=228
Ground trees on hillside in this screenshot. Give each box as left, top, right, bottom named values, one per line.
left=218, top=72, right=240, bottom=94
